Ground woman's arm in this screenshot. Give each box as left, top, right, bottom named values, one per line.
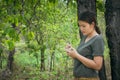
left=76, top=53, right=103, bottom=70
left=65, top=44, right=103, bottom=70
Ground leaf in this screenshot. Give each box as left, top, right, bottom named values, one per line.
left=96, top=0, right=105, bottom=12
left=48, top=0, right=56, bottom=3
left=14, top=17, right=19, bottom=27
left=6, top=40, right=15, bottom=50
left=27, top=31, right=35, bottom=40
left=25, top=13, right=31, bottom=20
left=0, top=48, right=3, bottom=53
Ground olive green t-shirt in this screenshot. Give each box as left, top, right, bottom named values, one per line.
left=73, top=35, right=104, bottom=78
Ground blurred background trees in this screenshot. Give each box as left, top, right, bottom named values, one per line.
left=0, top=0, right=114, bottom=80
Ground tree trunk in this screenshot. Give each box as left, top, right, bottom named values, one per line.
left=77, top=0, right=96, bottom=18
left=0, top=44, right=2, bottom=69
left=105, top=0, right=120, bottom=80
left=50, top=52, right=55, bottom=71
left=77, top=0, right=106, bottom=80
left=0, top=51, right=2, bottom=69
left=7, top=48, right=15, bottom=71
left=40, top=47, right=45, bottom=71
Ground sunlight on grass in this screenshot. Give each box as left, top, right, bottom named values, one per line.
left=14, top=52, right=37, bottom=67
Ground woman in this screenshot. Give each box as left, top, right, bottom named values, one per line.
left=65, top=11, right=104, bottom=80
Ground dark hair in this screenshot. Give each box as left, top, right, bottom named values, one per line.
left=78, top=11, right=101, bottom=34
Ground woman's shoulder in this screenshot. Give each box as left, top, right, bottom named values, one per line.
left=95, top=34, right=104, bottom=40
left=93, top=34, right=104, bottom=44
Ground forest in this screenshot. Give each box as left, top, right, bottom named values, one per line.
left=0, top=0, right=120, bottom=80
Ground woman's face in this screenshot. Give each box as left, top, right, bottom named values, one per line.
left=78, top=20, right=94, bottom=36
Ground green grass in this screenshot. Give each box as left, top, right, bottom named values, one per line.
left=14, top=51, right=38, bottom=67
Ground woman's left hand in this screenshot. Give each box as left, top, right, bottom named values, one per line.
left=65, top=44, right=78, bottom=58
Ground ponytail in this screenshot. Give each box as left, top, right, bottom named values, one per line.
left=95, top=26, right=101, bottom=34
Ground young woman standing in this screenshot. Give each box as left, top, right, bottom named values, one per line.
left=65, top=11, right=104, bottom=80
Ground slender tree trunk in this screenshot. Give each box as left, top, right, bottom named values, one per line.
left=50, top=52, right=55, bottom=71
left=0, top=43, right=2, bottom=69
left=7, top=48, right=15, bottom=71
left=0, top=51, right=2, bottom=69
left=77, top=0, right=106, bottom=80
left=40, top=47, right=45, bottom=71
left=0, top=44, right=2, bottom=69
left=105, top=0, right=120, bottom=80
left=50, top=54, right=52, bottom=71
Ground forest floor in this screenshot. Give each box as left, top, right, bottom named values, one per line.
left=0, top=57, right=111, bottom=80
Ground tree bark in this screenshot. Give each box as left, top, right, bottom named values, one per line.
left=77, top=0, right=96, bottom=19
left=0, top=44, right=3, bottom=69
left=0, top=51, right=2, bottom=69
left=40, top=47, right=45, bottom=71
left=105, top=0, right=120, bottom=80
left=50, top=52, right=55, bottom=71
left=7, top=48, right=15, bottom=71
left=77, top=0, right=106, bottom=80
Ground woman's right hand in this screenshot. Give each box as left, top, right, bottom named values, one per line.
left=65, top=44, right=78, bottom=58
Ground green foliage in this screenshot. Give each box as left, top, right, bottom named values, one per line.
left=6, top=40, right=15, bottom=50
left=14, top=51, right=37, bottom=66
left=0, top=0, right=109, bottom=80
left=96, top=0, right=105, bottom=12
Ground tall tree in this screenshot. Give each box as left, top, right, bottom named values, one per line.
left=77, top=0, right=106, bottom=80
left=3, top=0, right=19, bottom=71
left=105, top=0, right=120, bottom=80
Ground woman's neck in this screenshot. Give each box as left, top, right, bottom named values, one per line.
left=87, top=30, right=98, bottom=38
left=85, top=31, right=98, bottom=43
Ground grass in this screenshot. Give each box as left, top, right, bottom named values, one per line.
left=0, top=45, right=111, bottom=80
left=14, top=51, right=38, bottom=67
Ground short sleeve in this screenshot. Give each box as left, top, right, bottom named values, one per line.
left=91, top=36, right=104, bottom=56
